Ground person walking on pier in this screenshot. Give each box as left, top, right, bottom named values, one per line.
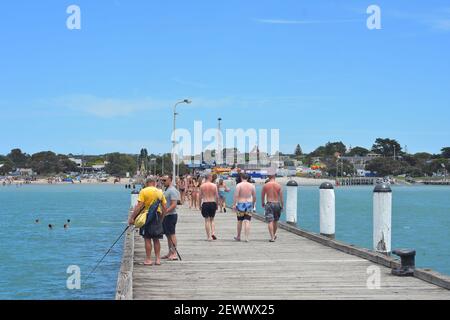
left=217, top=178, right=230, bottom=213
left=232, top=173, right=256, bottom=242
left=261, top=174, right=283, bottom=242
left=199, top=174, right=219, bottom=241
left=129, top=177, right=167, bottom=266
left=162, top=175, right=181, bottom=261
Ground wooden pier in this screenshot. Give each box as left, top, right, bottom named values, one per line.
left=116, top=205, right=450, bottom=300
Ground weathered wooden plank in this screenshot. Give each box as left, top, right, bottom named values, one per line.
left=128, top=205, right=450, bottom=300
left=115, top=209, right=134, bottom=300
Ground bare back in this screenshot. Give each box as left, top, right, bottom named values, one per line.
left=262, top=180, right=283, bottom=204
left=200, top=182, right=218, bottom=203
left=235, top=181, right=256, bottom=203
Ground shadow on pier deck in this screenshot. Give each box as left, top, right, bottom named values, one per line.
left=117, top=205, right=450, bottom=300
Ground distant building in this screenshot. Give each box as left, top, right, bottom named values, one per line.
left=341, top=153, right=382, bottom=170
left=15, top=168, right=34, bottom=176
left=69, top=158, right=83, bottom=168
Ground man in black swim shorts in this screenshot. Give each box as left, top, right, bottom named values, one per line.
left=199, top=174, right=220, bottom=241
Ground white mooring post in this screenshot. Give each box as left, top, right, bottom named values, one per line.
left=286, top=180, right=298, bottom=226
left=130, top=190, right=139, bottom=208
left=319, top=182, right=335, bottom=239
left=373, top=183, right=392, bottom=254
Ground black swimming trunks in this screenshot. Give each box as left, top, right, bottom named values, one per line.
left=163, top=214, right=178, bottom=236
left=201, top=202, right=217, bottom=218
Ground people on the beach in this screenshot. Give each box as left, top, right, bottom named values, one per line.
left=162, top=175, right=181, bottom=261
left=177, top=177, right=186, bottom=204
left=191, top=177, right=200, bottom=210
left=261, top=174, right=284, bottom=242
left=232, top=173, right=256, bottom=242
left=199, top=174, right=219, bottom=241
left=128, top=177, right=167, bottom=266
left=217, top=178, right=230, bottom=213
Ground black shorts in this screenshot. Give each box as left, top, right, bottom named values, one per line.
left=237, top=214, right=252, bottom=222
left=163, top=214, right=178, bottom=236
left=201, top=202, right=217, bottom=219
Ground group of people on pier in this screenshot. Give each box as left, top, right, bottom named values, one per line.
left=128, top=171, right=284, bottom=266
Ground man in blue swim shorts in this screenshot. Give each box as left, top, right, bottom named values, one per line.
left=232, top=173, right=256, bottom=242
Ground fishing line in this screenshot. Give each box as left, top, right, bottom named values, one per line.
left=85, top=225, right=130, bottom=283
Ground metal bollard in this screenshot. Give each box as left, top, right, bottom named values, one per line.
left=373, top=183, right=392, bottom=254
left=319, top=182, right=335, bottom=239
left=130, top=190, right=139, bottom=208
left=392, top=249, right=416, bottom=276
left=286, top=180, right=298, bottom=226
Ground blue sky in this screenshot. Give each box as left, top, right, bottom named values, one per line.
left=1, top=0, right=449, bottom=155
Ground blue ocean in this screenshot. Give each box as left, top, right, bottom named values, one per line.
left=0, top=184, right=129, bottom=300
left=0, top=184, right=449, bottom=299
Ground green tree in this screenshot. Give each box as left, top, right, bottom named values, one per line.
left=441, top=147, right=450, bottom=159
left=30, top=151, right=62, bottom=175
left=371, top=138, right=402, bottom=157
left=0, top=156, right=14, bottom=175
left=309, top=142, right=346, bottom=158
left=138, top=148, right=150, bottom=174
left=105, top=153, right=137, bottom=177
left=365, top=157, right=403, bottom=176
left=325, top=159, right=355, bottom=177
left=58, top=155, right=78, bottom=172
left=346, top=146, right=370, bottom=157
left=7, top=148, right=29, bottom=168
left=294, top=144, right=303, bottom=157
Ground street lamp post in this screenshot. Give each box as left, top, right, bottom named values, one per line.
left=172, top=99, right=191, bottom=185
left=217, top=117, right=222, bottom=166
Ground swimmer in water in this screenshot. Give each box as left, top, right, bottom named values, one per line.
left=48, top=224, right=53, bottom=229
left=64, top=224, right=69, bottom=229
left=35, top=219, right=40, bottom=224
left=67, top=219, right=71, bottom=223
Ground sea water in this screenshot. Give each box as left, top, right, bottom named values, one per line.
left=0, top=184, right=449, bottom=299
left=0, top=184, right=129, bottom=300
left=224, top=185, right=450, bottom=276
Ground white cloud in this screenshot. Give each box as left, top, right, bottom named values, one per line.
left=388, top=8, right=450, bottom=32
left=52, top=94, right=169, bottom=118
left=45, top=94, right=330, bottom=118
left=172, top=77, right=209, bottom=89
left=431, top=19, right=450, bottom=31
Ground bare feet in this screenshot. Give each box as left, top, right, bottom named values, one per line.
left=234, top=237, right=241, bottom=242
left=212, top=235, right=217, bottom=240
left=144, top=259, right=153, bottom=266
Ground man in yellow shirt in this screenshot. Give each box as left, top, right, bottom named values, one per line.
left=129, top=177, right=167, bottom=266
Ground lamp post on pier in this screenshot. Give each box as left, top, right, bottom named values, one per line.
left=172, top=99, right=191, bottom=185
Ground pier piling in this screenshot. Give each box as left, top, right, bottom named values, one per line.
left=373, top=183, right=392, bottom=254
left=130, top=190, right=139, bottom=208
left=286, top=180, right=298, bottom=226
left=319, top=182, right=335, bottom=239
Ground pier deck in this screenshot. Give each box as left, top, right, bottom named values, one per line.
left=127, top=205, right=450, bottom=300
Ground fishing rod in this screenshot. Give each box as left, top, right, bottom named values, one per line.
left=85, top=225, right=130, bottom=283
left=167, top=235, right=182, bottom=261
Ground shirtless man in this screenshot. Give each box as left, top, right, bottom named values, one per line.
left=261, top=175, right=284, bottom=242
left=199, top=174, right=219, bottom=241
left=232, top=173, right=256, bottom=242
